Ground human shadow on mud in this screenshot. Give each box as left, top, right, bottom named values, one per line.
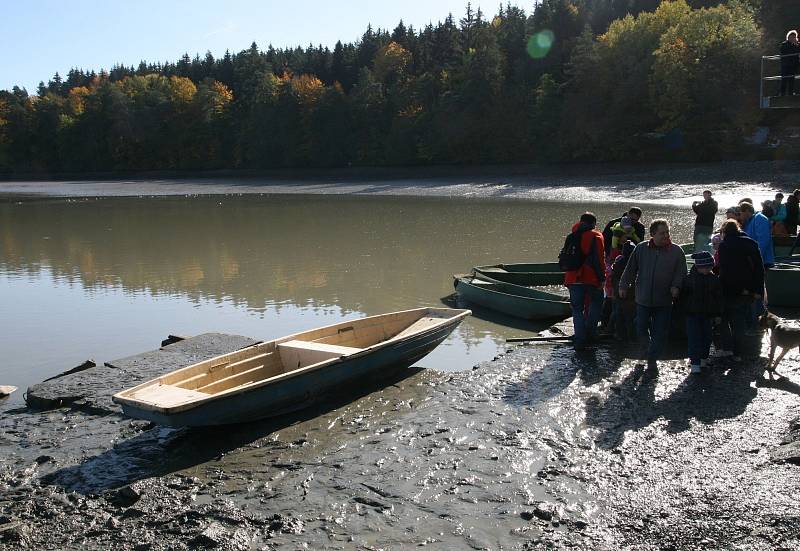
left=41, top=367, right=425, bottom=495
left=585, top=351, right=761, bottom=449
left=502, top=343, right=627, bottom=409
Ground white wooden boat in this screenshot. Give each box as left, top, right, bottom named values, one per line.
left=112, top=307, right=470, bottom=427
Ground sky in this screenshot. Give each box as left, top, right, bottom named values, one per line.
left=0, top=0, right=502, bottom=93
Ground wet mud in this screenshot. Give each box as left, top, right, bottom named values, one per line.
left=3, top=328, right=800, bottom=550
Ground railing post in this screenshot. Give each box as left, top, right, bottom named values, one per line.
left=760, top=56, right=766, bottom=108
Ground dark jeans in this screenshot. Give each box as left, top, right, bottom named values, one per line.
left=636, top=304, right=672, bottom=362
left=723, top=296, right=751, bottom=356
left=686, top=314, right=713, bottom=364
left=781, top=75, right=796, bottom=96
left=568, top=284, right=604, bottom=347
left=613, top=298, right=636, bottom=341
left=693, top=225, right=713, bottom=253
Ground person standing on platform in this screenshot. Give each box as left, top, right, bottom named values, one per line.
left=780, top=30, right=800, bottom=96
left=692, top=190, right=718, bottom=252
left=619, top=219, right=687, bottom=370
left=563, top=212, right=606, bottom=351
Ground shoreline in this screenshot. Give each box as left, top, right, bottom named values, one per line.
left=0, top=160, right=796, bottom=207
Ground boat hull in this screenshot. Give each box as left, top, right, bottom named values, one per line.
left=454, top=276, right=571, bottom=320
left=766, top=264, right=800, bottom=308
left=117, top=313, right=465, bottom=427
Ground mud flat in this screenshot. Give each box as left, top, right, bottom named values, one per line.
left=2, top=324, right=800, bottom=550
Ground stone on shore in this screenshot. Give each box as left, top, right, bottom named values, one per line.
left=0, top=386, right=17, bottom=397
left=24, top=333, right=258, bottom=414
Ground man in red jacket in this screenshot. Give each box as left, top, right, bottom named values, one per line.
left=564, top=212, right=606, bottom=350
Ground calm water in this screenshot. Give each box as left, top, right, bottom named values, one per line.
left=0, top=193, right=696, bottom=403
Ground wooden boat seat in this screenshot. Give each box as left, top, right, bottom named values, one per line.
left=130, top=384, right=209, bottom=408
left=391, top=316, right=445, bottom=339
left=277, top=340, right=362, bottom=370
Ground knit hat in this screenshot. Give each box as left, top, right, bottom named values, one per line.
left=620, top=216, right=633, bottom=229
left=725, top=205, right=740, bottom=216
left=621, top=240, right=636, bottom=258
left=691, top=251, right=714, bottom=267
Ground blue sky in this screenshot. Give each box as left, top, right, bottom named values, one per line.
left=0, top=0, right=507, bottom=93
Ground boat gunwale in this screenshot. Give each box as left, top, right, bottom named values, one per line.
left=112, top=307, right=470, bottom=415
left=454, top=275, right=569, bottom=306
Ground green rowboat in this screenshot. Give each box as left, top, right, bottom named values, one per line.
left=473, top=263, right=564, bottom=286
left=453, top=274, right=571, bottom=320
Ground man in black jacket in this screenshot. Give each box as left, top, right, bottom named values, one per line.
left=716, top=220, right=765, bottom=361
left=780, top=30, right=800, bottom=96
left=691, top=190, right=718, bottom=253
left=602, top=207, right=645, bottom=258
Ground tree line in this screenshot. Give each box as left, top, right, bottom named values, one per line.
left=0, top=1, right=794, bottom=173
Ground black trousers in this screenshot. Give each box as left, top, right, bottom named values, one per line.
left=781, top=74, right=796, bottom=96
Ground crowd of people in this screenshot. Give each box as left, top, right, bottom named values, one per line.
left=561, top=191, right=794, bottom=374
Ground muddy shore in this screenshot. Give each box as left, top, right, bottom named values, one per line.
left=2, top=327, right=799, bottom=550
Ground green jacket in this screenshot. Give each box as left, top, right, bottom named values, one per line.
left=619, top=241, right=687, bottom=307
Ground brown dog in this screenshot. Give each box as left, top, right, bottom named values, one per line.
left=760, top=311, right=800, bottom=373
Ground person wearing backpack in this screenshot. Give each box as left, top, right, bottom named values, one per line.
left=562, top=212, right=606, bottom=350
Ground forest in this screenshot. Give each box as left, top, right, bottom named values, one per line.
left=0, top=0, right=797, bottom=173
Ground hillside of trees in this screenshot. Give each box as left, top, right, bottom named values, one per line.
left=1, top=0, right=797, bottom=174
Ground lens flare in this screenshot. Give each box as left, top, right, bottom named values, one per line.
left=527, top=30, right=554, bottom=59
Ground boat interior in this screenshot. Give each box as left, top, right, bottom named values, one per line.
left=114, top=308, right=463, bottom=409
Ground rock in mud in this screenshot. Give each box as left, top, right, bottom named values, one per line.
left=0, top=520, right=27, bottom=544
left=190, top=522, right=228, bottom=548
left=25, top=333, right=258, bottom=414
left=772, top=441, right=800, bottom=464
left=266, top=514, right=304, bottom=535
left=109, top=484, right=143, bottom=507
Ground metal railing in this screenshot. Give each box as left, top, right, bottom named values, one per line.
left=760, top=53, right=800, bottom=108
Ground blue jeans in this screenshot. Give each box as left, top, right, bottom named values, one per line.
left=636, top=304, right=672, bottom=361
left=568, top=284, right=604, bottom=347
left=686, top=314, right=713, bottom=364
left=723, top=296, right=751, bottom=356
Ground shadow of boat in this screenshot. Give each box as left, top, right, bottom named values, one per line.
left=41, top=366, right=425, bottom=494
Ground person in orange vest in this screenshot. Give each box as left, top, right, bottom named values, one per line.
left=563, top=212, right=606, bottom=350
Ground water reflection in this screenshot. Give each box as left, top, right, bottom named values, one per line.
left=0, top=194, right=696, bottom=396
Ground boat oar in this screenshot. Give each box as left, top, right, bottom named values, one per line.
left=506, top=335, right=573, bottom=343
